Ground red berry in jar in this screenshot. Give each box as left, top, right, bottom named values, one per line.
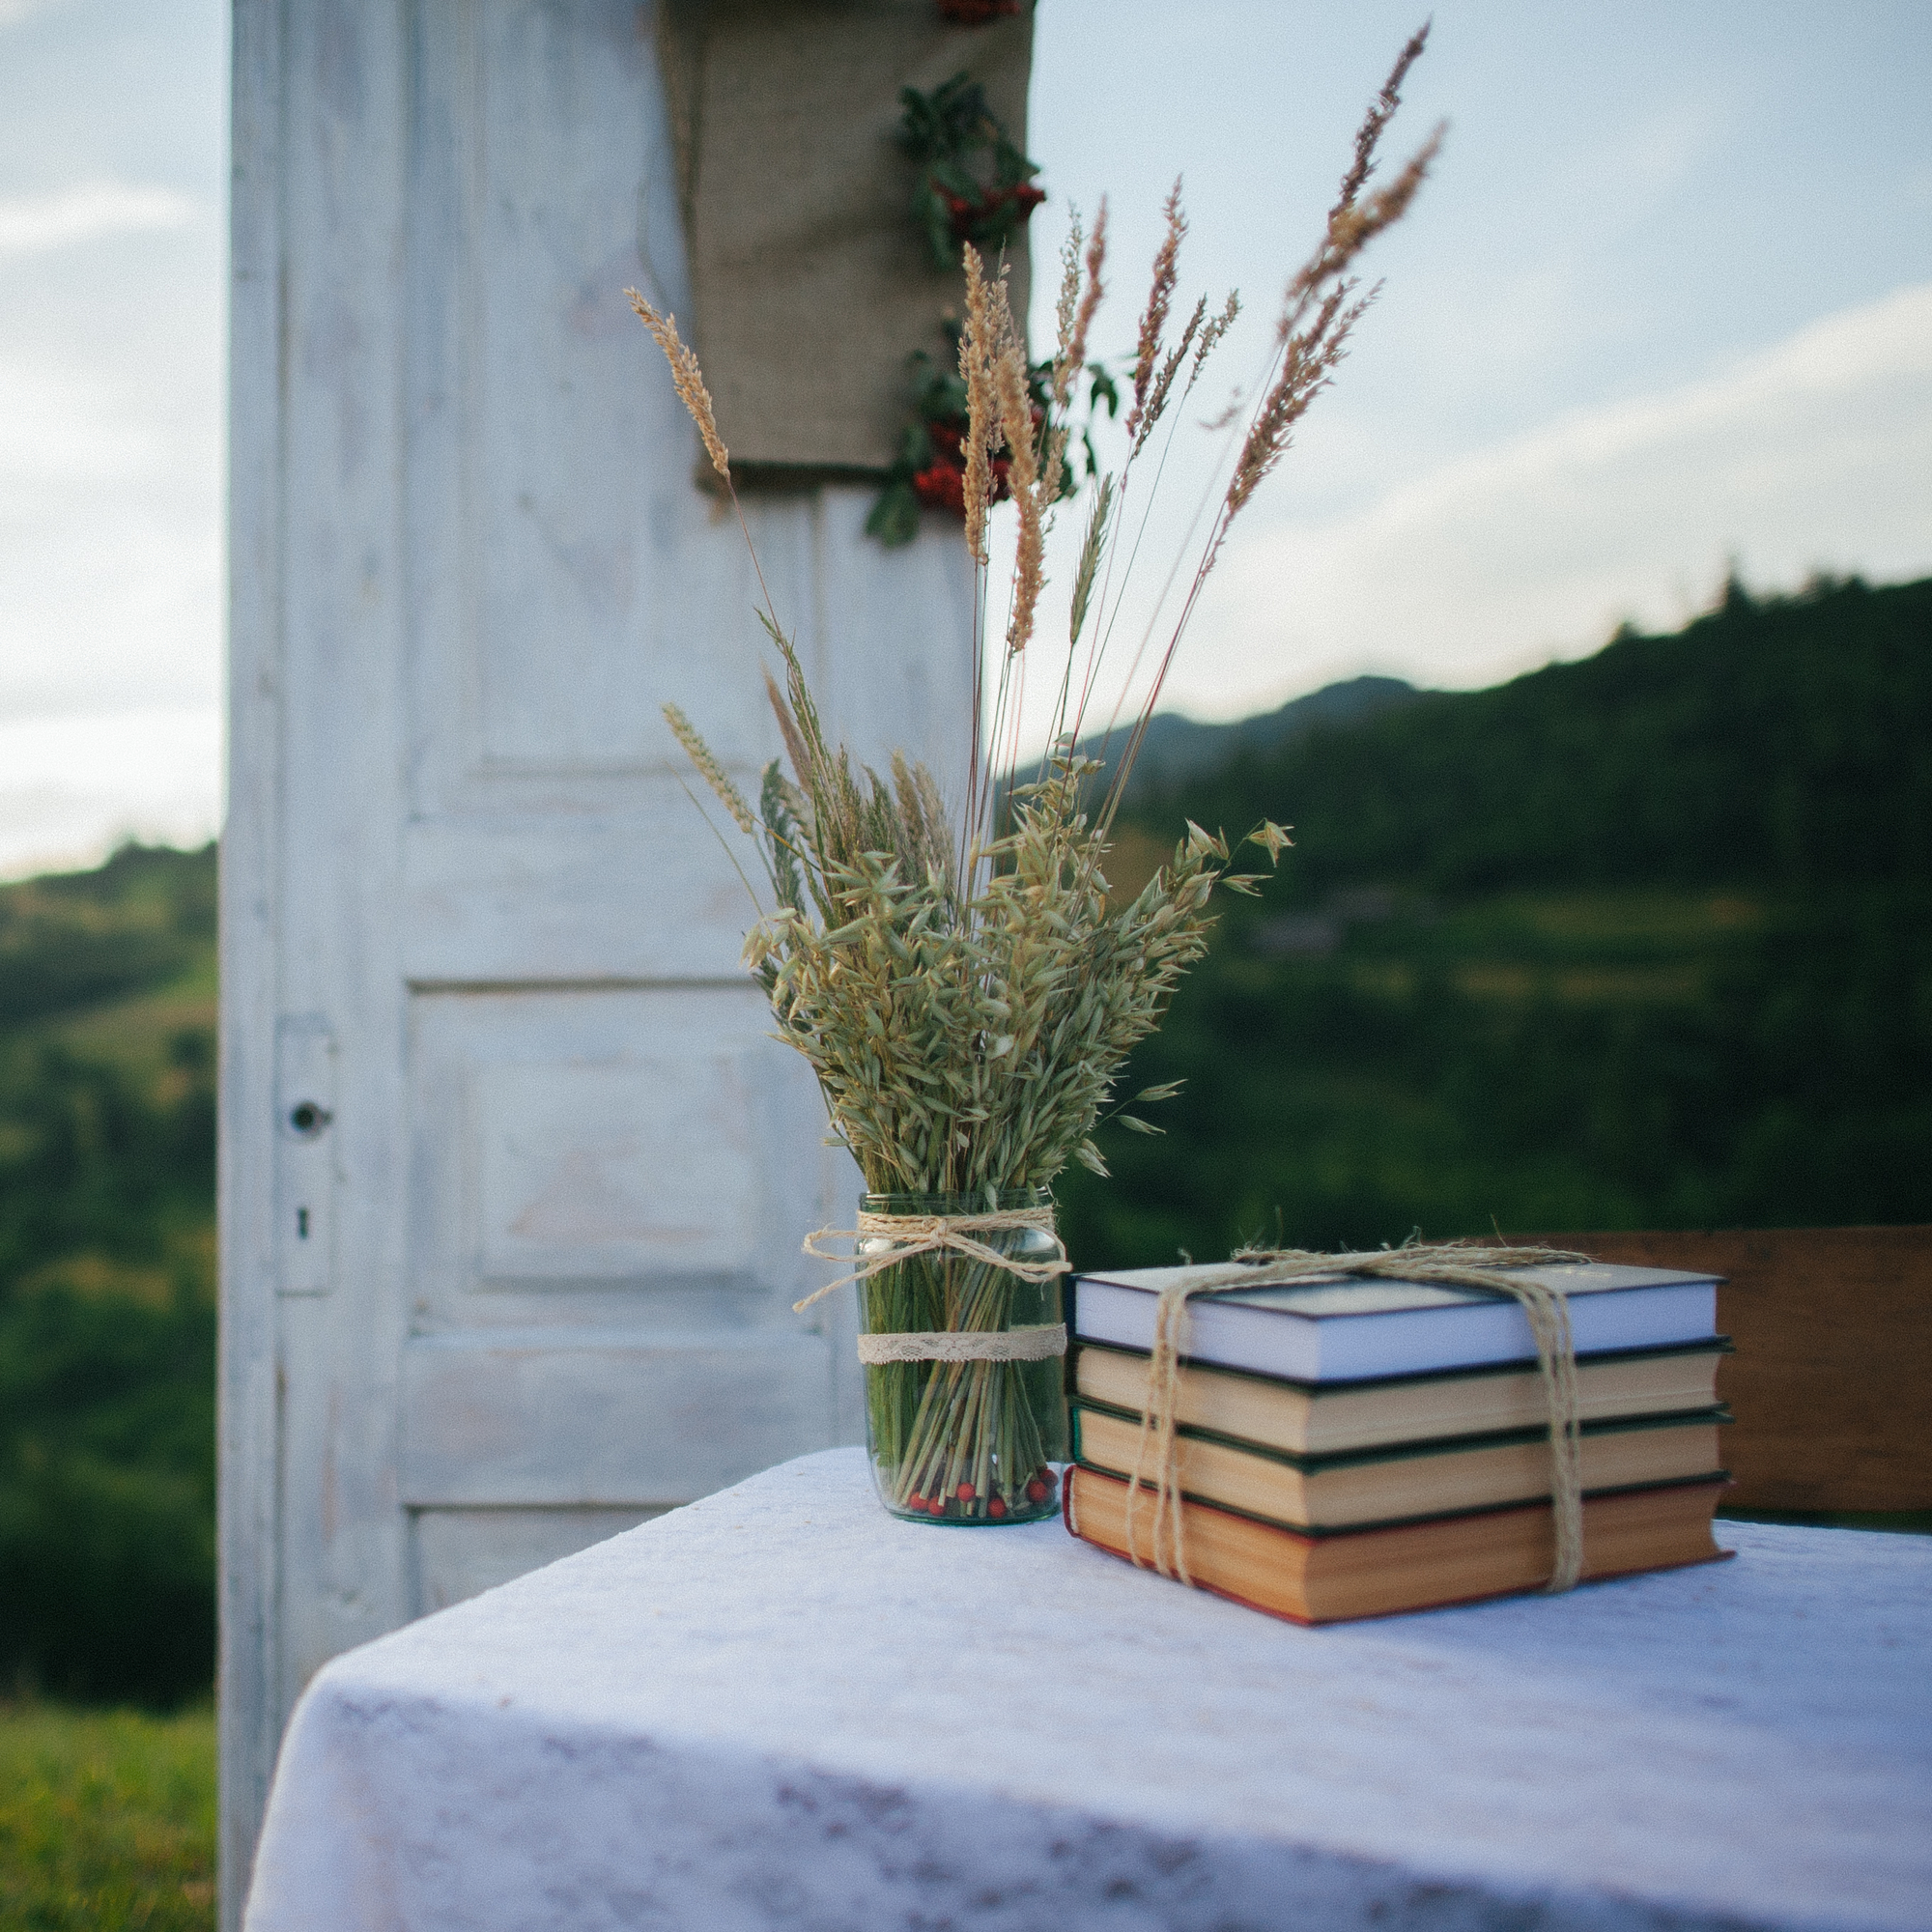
left=955, top=1482, right=975, bottom=1501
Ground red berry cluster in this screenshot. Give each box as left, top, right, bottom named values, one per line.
left=911, top=463, right=966, bottom=515
left=939, top=181, right=1047, bottom=244
left=902, top=1466, right=1058, bottom=1520
left=908, top=418, right=1023, bottom=519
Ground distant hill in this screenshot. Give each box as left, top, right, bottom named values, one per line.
left=0, top=840, right=217, bottom=1705
left=0, top=839, right=214, bottom=1029
left=1065, top=673, right=1422, bottom=797
left=1129, top=575, right=1932, bottom=897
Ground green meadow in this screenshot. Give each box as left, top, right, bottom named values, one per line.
left=0, top=1702, right=215, bottom=1931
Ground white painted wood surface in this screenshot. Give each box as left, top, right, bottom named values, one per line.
left=220, top=4, right=977, bottom=1920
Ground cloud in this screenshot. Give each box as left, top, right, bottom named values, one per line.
left=1167, top=282, right=1932, bottom=717
left=0, top=180, right=197, bottom=258
left=0, top=477, right=219, bottom=714
left=0, top=707, right=220, bottom=881
left=0, top=354, right=157, bottom=480
left=0, top=339, right=217, bottom=715
left=0, top=194, right=220, bottom=722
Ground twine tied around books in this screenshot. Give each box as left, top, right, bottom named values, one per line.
left=793, top=1204, right=1071, bottom=1319
left=1122, top=1241, right=1593, bottom=1595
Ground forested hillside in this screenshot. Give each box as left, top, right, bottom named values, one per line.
left=1058, top=575, right=1932, bottom=1266
left=0, top=843, right=216, bottom=1705
left=1142, top=574, right=1931, bottom=896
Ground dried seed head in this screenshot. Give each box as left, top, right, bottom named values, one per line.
left=1194, top=291, right=1239, bottom=378
left=1067, top=473, right=1113, bottom=648
left=1227, top=120, right=1438, bottom=523
left=957, top=246, right=1003, bottom=564
left=995, top=338, right=1044, bottom=655
left=1332, top=22, right=1431, bottom=221
left=1247, top=818, right=1293, bottom=865
left=663, top=702, right=756, bottom=835
left=764, top=668, right=815, bottom=791
left=1132, top=294, right=1205, bottom=452
left=626, top=290, right=729, bottom=481
left=1126, top=181, right=1185, bottom=443
left=1070, top=197, right=1107, bottom=380
left=1050, top=214, right=1083, bottom=410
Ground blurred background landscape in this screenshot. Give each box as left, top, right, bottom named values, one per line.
left=1061, top=572, right=1932, bottom=1261
left=2, top=2, right=1928, bottom=1921
left=2, top=569, right=1925, bottom=1719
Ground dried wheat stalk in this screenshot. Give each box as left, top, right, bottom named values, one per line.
left=634, top=25, right=1435, bottom=1194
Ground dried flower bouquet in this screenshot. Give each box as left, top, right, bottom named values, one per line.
left=633, top=29, right=1438, bottom=1521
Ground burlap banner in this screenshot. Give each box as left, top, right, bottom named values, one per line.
left=655, top=0, right=1035, bottom=477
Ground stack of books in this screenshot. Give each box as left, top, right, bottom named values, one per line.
left=1064, top=1259, right=1732, bottom=1623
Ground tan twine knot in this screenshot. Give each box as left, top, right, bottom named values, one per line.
left=1122, top=1240, right=1592, bottom=1595
left=793, top=1205, right=1071, bottom=1317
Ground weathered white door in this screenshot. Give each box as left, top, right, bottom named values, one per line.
left=220, top=0, right=974, bottom=1913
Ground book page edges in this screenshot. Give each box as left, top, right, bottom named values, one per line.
left=1072, top=1340, right=1728, bottom=1457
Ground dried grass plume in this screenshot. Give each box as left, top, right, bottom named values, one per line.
left=1125, top=182, right=1185, bottom=443
left=956, top=247, right=1002, bottom=564
left=626, top=289, right=729, bottom=482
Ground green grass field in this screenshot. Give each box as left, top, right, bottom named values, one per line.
left=0, top=1704, right=214, bottom=1931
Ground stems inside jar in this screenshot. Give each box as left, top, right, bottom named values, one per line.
left=860, top=1209, right=1063, bottom=1522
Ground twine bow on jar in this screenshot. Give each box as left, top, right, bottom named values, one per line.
left=794, top=1205, right=1070, bottom=1310
left=796, top=1205, right=1072, bottom=1364
left=1119, top=1241, right=1593, bottom=1595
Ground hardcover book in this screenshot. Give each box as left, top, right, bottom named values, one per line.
left=1071, top=1337, right=1730, bottom=1457
left=1070, top=1398, right=1728, bottom=1532
left=1065, top=1464, right=1730, bottom=1625
left=1072, top=1260, right=1720, bottom=1382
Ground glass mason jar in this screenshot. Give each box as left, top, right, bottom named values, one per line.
left=857, top=1188, right=1068, bottom=1524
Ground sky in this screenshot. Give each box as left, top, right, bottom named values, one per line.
left=1018, top=0, right=1932, bottom=739
left=0, top=1, right=1927, bottom=875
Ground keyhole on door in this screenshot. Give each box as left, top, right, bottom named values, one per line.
left=297, top=1208, right=310, bottom=1239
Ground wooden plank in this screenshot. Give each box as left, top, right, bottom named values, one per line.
left=218, top=1, right=286, bottom=1923
left=268, top=0, right=416, bottom=1756
left=398, top=1332, right=834, bottom=1507
left=1523, top=1229, right=1932, bottom=1513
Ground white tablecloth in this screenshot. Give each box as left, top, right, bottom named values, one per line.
left=245, top=1448, right=1932, bottom=1932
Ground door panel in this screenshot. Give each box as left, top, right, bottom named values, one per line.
left=406, top=984, right=831, bottom=1324
left=399, top=1332, right=834, bottom=1507
left=412, top=1507, right=665, bottom=1613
